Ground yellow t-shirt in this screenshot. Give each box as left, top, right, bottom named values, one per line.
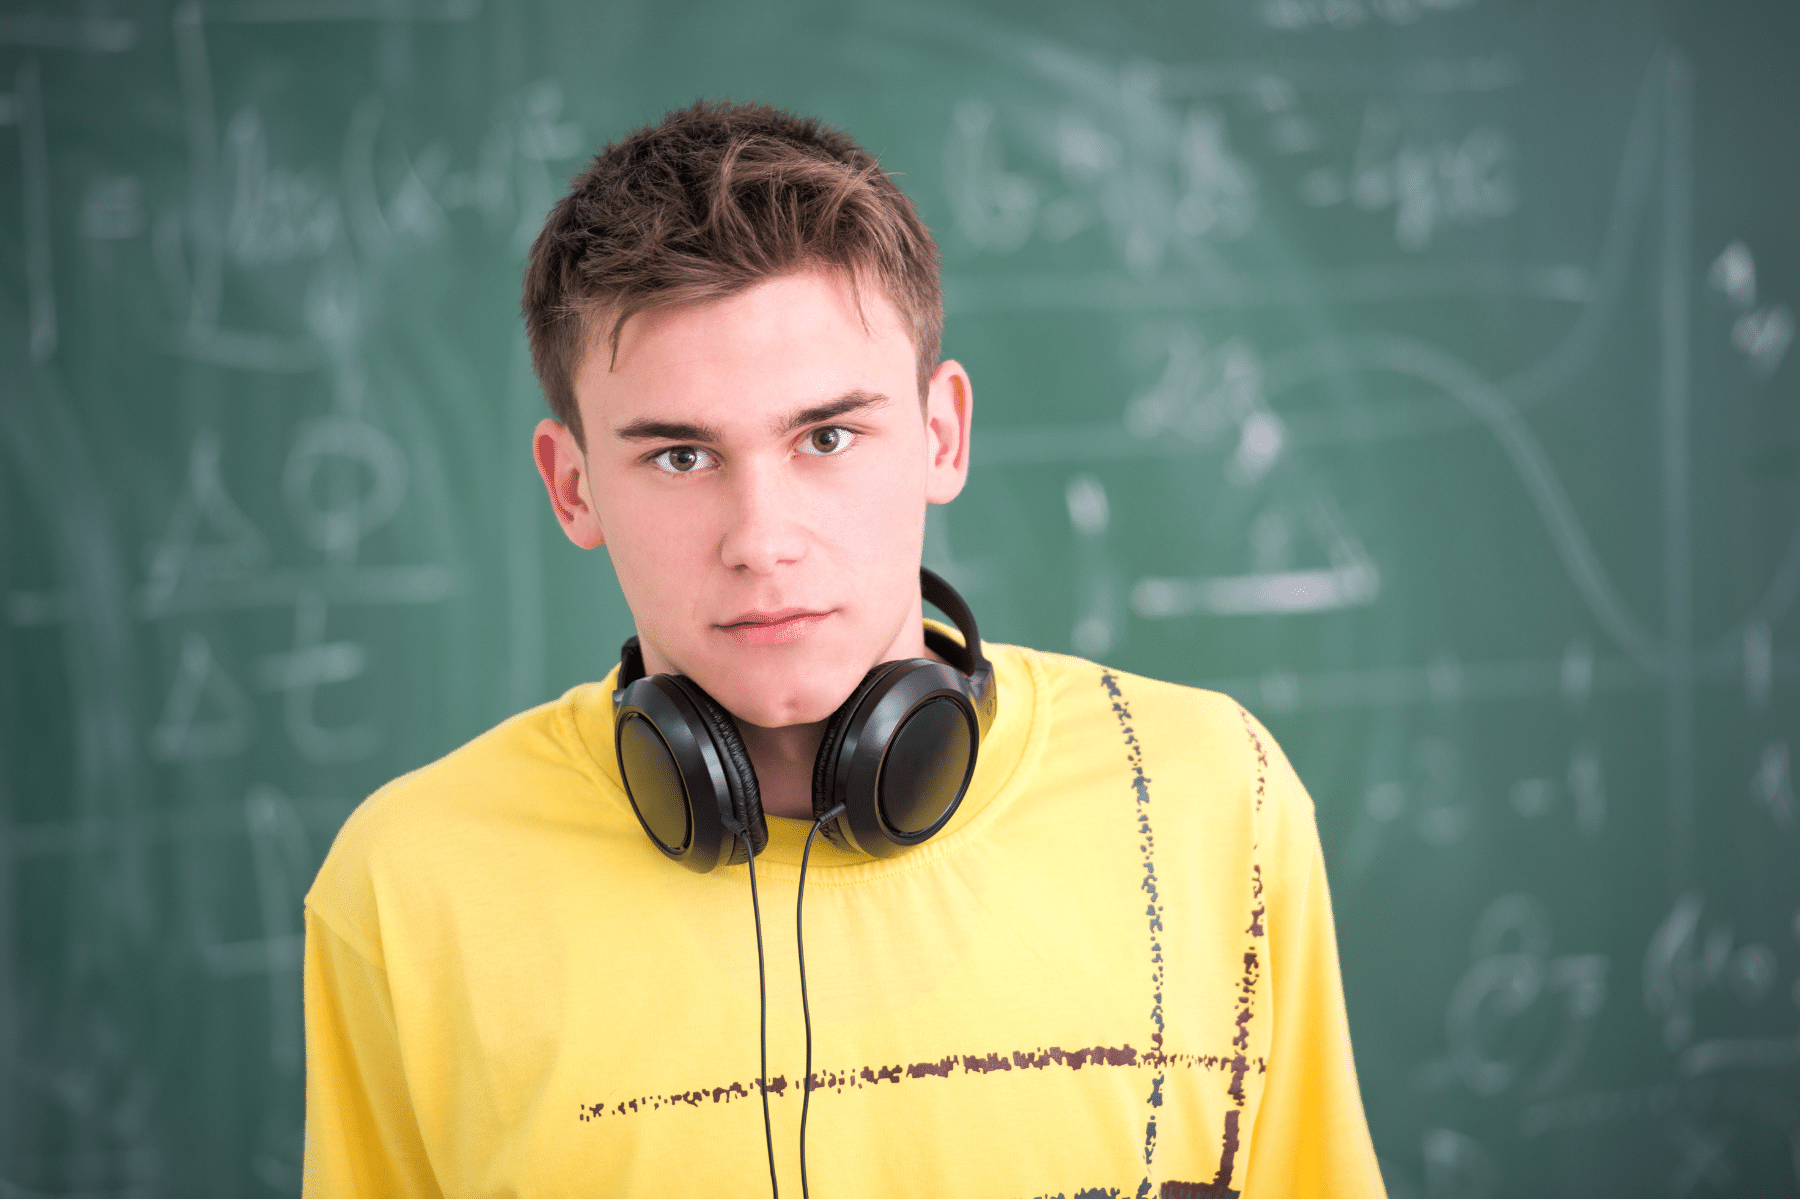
left=303, top=641, right=1384, bottom=1198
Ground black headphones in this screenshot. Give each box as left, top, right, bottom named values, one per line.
left=612, top=568, right=997, bottom=870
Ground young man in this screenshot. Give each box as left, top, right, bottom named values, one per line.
left=303, top=101, right=1384, bottom=1198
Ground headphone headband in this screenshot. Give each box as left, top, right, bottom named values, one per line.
left=920, top=567, right=995, bottom=739
left=617, top=635, right=648, bottom=691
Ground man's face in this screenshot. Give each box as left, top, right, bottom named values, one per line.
left=534, top=269, right=971, bottom=730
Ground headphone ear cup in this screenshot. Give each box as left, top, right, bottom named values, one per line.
left=811, top=662, right=902, bottom=848
left=814, top=660, right=980, bottom=857
left=668, top=677, right=766, bottom=860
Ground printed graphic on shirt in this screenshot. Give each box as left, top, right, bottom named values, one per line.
left=1215, top=709, right=1270, bottom=1197
left=1159, top=1179, right=1245, bottom=1198
left=573, top=671, right=1271, bottom=1200
left=1038, top=1183, right=1246, bottom=1200
left=577, top=1044, right=1265, bottom=1120
left=1098, top=668, right=1168, bottom=1200
left=1052, top=680, right=1263, bottom=1200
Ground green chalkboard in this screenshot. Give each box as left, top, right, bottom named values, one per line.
left=3, top=1, right=1798, bottom=1194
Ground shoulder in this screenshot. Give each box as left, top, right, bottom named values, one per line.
left=305, top=685, right=618, bottom=959
left=334, top=688, right=604, bottom=853
left=1006, top=642, right=1266, bottom=757
left=996, top=642, right=1296, bottom=817
left=1006, top=642, right=1238, bottom=713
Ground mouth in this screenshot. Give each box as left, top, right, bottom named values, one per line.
left=714, top=608, right=833, bottom=647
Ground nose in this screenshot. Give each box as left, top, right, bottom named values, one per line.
left=717, top=456, right=809, bottom=575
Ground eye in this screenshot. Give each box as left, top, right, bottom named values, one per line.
left=799, top=426, right=857, bottom=456
left=650, top=446, right=714, bottom=474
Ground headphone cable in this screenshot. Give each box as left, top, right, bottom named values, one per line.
left=797, top=803, right=845, bottom=1200
left=740, top=831, right=779, bottom=1199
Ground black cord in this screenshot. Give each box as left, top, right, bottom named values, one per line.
left=797, top=803, right=845, bottom=1200
left=741, top=832, right=779, bottom=1199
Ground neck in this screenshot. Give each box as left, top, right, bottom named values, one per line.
left=737, top=718, right=828, bottom=821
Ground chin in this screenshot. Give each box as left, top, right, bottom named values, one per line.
left=701, top=657, right=865, bottom=729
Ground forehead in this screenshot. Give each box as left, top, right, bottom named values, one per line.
left=574, top=270, right=915, bottom=428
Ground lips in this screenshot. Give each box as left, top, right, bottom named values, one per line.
left=715, top=608, right=832, bottom=647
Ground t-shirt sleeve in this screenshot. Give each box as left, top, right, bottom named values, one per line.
left=302, top=906, right=440, bottom=1199
left=1240, top=715, right=1386, bottom=1200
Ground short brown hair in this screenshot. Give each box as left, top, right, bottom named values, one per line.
left=523, top=100, right=944, bottom=444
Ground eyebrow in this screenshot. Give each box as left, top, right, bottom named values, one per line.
left=611, top=416, right=723, bottom=443
left=611, top=390, right=890, bottom=443
left=775, top=390, right=889, bottom=434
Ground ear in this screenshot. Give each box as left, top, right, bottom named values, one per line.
left=533, top=418, right=606, bottom=549
left=923, top=359, right=972, bottom=506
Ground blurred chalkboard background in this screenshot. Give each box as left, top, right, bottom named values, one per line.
left=3, top=0, right=1798, bottom=1195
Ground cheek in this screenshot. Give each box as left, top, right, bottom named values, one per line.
left=595, top=478, right=715, bottom=593
left=815, top=450, right=928, bottom=555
